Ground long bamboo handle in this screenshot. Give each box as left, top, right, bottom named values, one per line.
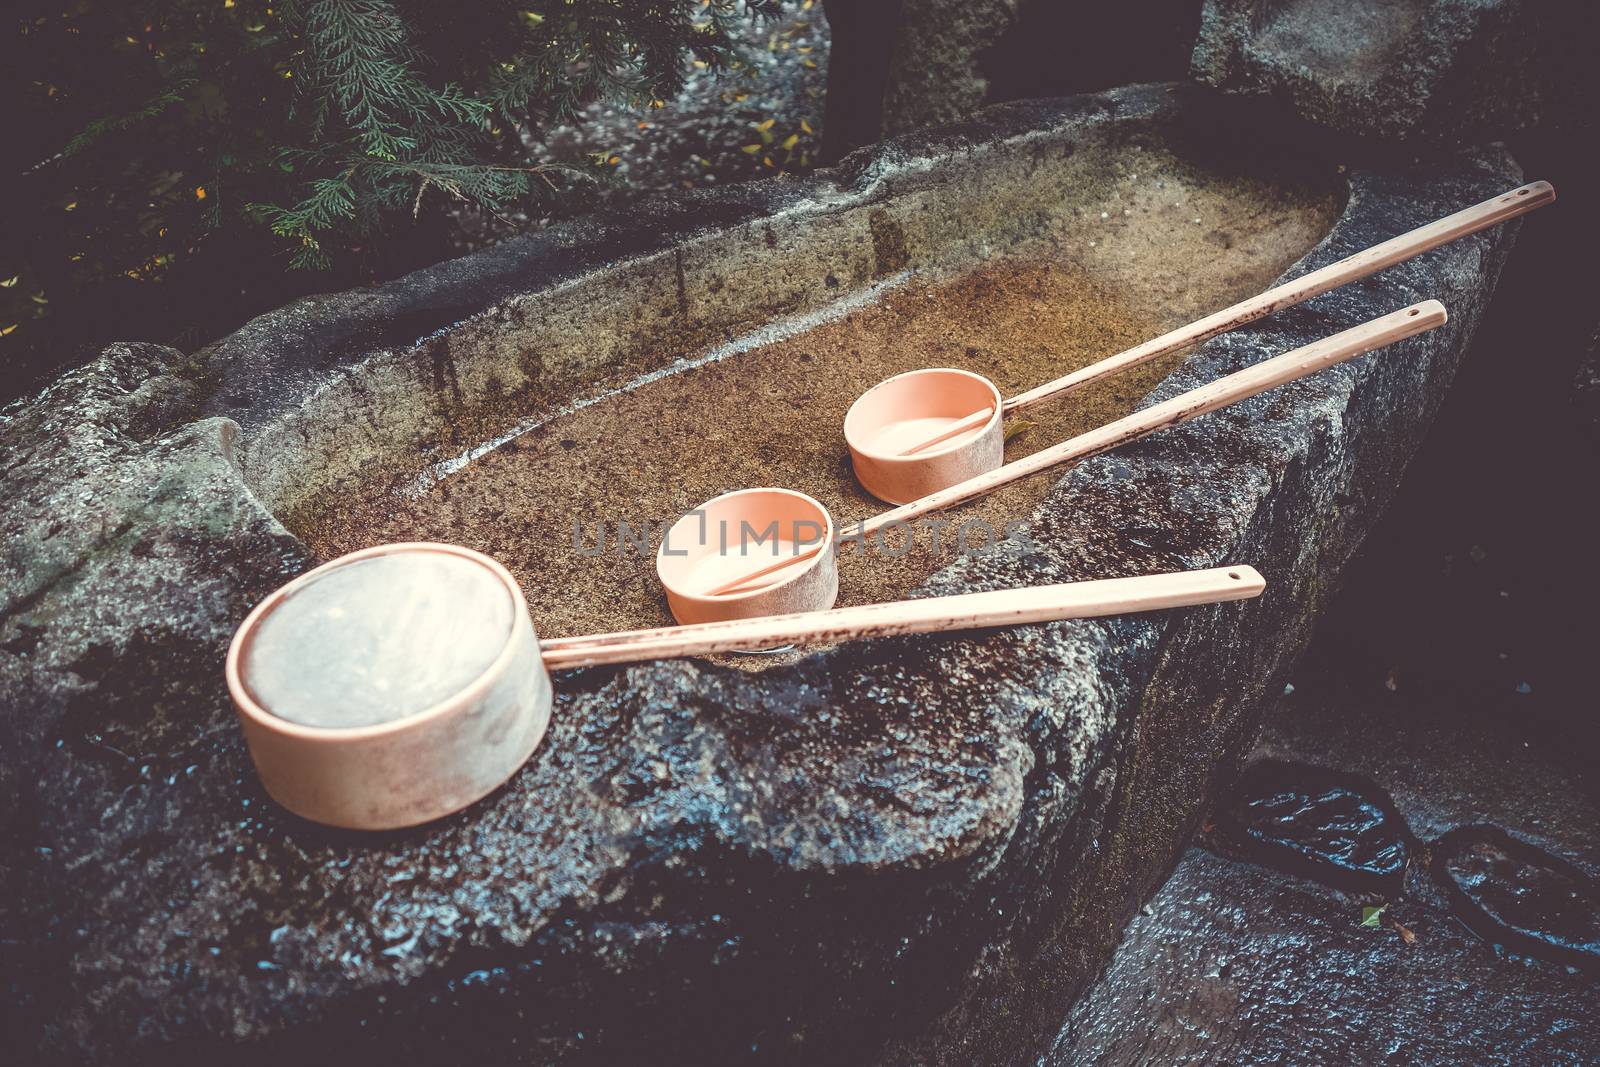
left=703, top=542, right=828, bottom=597
left=851, top=300, right=1446, bottom=539
left=1002, top=181, right=1551, bottom=415
left=541, top=565, right=1265, bottom=668
left=899, top=405, right=996, bottom=456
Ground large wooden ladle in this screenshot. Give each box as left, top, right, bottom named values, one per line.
left=227, top=541, right=1265, bottom=829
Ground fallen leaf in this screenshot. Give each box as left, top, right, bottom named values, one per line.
left=1394, top=921, right=1415, bottom=945
left=1360, top=904, right=1387, bottom=928
left=1004, top=418, right=1037, bottom=444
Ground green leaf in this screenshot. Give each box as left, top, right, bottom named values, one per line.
left=1004, top=418, right=1037, bottom=444
left=1360, top=904, right=1387, bottom=928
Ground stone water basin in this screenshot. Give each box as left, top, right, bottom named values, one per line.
left=284, top=133, right=1339, bottom=640
left=0, top=83, right=1526, bottom=1064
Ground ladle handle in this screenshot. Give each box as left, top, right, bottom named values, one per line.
left=855, top=300, right=1447, bottom=539
left=540, top=565, right=1266, bottom=668
left=704, top=542, right=827, bottom=597
left=1003, top=181, right=1552, bottom=415
left=900, top=405, right=996, bottom=456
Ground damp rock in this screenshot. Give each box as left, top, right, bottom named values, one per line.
left=1432, top=825, right=1600, bottom=971
left=1191, top=0, right=1596, bottom=143
left=1050, top=848, right=1600, bottom=1065
left=1211, top=759, right=1411, bottom=894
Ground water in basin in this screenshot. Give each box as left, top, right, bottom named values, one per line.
left=289, top=147, right=1341, bottom=642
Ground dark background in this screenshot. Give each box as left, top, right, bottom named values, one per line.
left=1313, top=126, right=1600, bottom=769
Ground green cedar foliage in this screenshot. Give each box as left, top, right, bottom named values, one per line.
left=12, top=1, right=785, bottom=274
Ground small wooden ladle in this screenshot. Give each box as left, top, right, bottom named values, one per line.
left=843, top=181, right=1554, bottom=505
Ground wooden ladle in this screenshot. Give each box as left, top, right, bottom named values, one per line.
left=843, top=181, right=1553, bottom=505
left=678, top=300, right=1445, bottom=611
left=543, top=564, right=1264, bottom=668
left=228, top=540, right=1264, bottom=828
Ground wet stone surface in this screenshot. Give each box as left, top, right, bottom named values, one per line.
left=1434, top=825, right=1600, bottom=973
left=1211, top=760, right=1410, bottom=895
left=1054, top=641, right=1600, bottom=1063
left=1049, top=847, right=1600, bottom=1067
left=1208, top=760, right=1600, bottom=973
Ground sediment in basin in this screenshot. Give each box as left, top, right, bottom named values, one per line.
left=289, top=141, right=1339, bottom=641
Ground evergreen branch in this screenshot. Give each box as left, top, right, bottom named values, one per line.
left=57, top=80, right=197, bottom=161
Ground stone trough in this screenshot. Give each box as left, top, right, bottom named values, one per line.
left=0, top=84, right=1525, bottom=1064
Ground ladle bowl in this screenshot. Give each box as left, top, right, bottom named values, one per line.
left=226, top=542, right=552, bottom=830
left=844, top=367, right=1004, bottom=505
left=656, top=487, right=837, bottom=624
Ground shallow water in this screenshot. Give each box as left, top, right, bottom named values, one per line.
left=242, top=552, right=515, bottom=727
left=293, top=161, right=1340, bottom=641
left=868, top=414, right=990, bottom=457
